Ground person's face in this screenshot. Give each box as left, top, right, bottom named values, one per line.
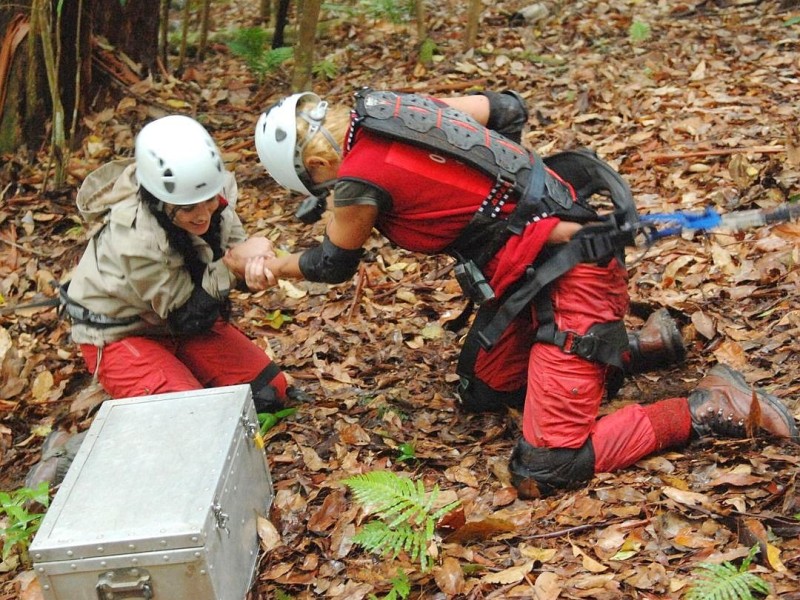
left=167, top=197, right=220, bottom=235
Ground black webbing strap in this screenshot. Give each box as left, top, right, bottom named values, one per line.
left=506, top=152, right=548, bottom=236
left=455, top=301, right=500, bottom=380
left=59, top=283, right=140, bottom=329
left=533, top=292, right=627, bottom=368
left=476, top=221, right=630, bottom=351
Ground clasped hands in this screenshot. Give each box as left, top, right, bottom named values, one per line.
left=223, top=237, right=279, bottom=291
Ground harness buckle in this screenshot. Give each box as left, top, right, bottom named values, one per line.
left=561, top=331, right=599, bottom=361
left=454, top=259, right=496, bottom=305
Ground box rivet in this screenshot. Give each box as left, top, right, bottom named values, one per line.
left=97, top=546, right=104, bottom=553
left=70, top=564, right=77, bottom=570
left=43, top=585, right=50, bottom=590
left=131, top=558, right=139, bottom=564
left=37, top=567, right=44, bottom=573
left=101, top=561, right=107, bottom=567
left=66, top=551, right=74, bottom=557
left=160, top=540, right=167, bottom=546
left=129, top=544, right=135, bottom=549
left=191, top=536, right=199, bottom=542
left=200, top=570, right=207, bottom=575
left=34, top=553, right=41, bottom=559
left=163, top=555, right=170, bottom=562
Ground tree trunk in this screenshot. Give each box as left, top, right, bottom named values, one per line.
left=0, top=0, right=158, bottom=171
left=464, top=0, right=482, bottom=50
left=291, top=0, right=321, bottom=91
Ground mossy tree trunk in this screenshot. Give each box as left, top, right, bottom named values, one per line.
left=0, top=0, right=158, bottom=187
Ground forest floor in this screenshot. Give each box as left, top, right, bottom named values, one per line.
left=1, top=0, right=800, bottom=598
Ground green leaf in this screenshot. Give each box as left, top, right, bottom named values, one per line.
left=629, top=21, right=651, bottom=43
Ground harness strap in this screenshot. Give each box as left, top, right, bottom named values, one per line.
left=59, top=283, right=140, bottom=329
left=533, top=290, right=627, bottom=368
left=476, top=221, right=630, bottom=351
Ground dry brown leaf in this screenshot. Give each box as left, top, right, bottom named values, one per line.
left=14, top=571, right=43, bottom=600
left=307, top=490, right=348, bottom=533
left=445, top=517, right=517, bottom=544
left=533, top=571, right=562, bottom=600
left=571, top=543, right=608, bottom=573
left=481, top=559, right=534, bottom=585
left=691, top=310, right=716, bottom=339
left=257, top=516, right=282, bottom=552
left=434, top=556, right=465, bottom=595
left=299, top=444, right=326, bottom=471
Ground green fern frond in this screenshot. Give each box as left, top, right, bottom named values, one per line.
left=368, top=568, right=411, bottom=600
left=354, top=521, right=426, bottom=564
left=344, top=471, right=460, bottom=572
left=685, top=546, right=770, bottom=600
left=344, top=471, right=433, bottom=526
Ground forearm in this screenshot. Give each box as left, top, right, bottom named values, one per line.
left=264, top=253, right=303, bottom=279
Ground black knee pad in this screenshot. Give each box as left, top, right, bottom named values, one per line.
left=457, top=376, right=525, bottom=413
left=251, top=363, right=283, bottom=413
left=509, top=437, right=595, bottom=498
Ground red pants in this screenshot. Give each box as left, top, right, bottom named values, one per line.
left=475, top=260, right=690, bottom=474
left=80, top=320, right=286, bottom=399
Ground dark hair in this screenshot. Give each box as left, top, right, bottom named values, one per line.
left=140, top=187, right=231, bottom=318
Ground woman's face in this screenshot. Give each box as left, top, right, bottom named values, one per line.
left=167, top=197, right=220, bottom=235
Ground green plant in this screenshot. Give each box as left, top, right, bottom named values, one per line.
left=396, top=442, right=416, bottom=463
left=323, top=0, right=414, bottom=24
left=684, top=546, right=770, bottom=600
left=226, top=28, right=293, bottom=80
left=629, top=20, right=651, bottom=43
left=0, top=482, right=50, bottom=566
left=418, top=38, right=437, bottom=65
left=258, top=407, right=298, bottom=436
left=344, top=470, right=460, bottom=572
left=370, top=568, right=411, bottom=600
left=312, top=59, right=338, bottom=80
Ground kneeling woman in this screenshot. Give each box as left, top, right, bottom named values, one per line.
left=64, top=114, right=290, bottom=411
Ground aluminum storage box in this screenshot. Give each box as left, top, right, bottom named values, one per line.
left=30, top=384, right=273, bottom=600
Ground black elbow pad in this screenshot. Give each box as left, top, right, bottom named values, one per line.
left=478, top=90, right=529, bottom=144
left=299, top=236, right=363, bottom=284
left=167, top=286, right=223, bottom=336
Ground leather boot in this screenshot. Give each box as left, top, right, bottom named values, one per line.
left=626, top=308, right=686, bottom=374
left=24, top=430, right=87, bottom=489
left=688, top=364, right=799, bottom=441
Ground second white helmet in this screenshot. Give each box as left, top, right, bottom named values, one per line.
left=135, top=115, right=225, bottom=206
left=255, top=92, right=333, bottom=196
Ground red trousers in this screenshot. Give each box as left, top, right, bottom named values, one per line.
left=475, top=260, right=691, bottom=474
left=80, top=320, right=286, bottom=399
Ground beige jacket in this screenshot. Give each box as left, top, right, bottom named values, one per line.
left=66, top=159, right=246, bottom=346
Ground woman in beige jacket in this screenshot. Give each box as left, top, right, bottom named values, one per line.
left=63, top=114, right=290, bottom=410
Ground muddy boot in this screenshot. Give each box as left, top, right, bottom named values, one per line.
left=24, top=430, right=87, bottom=489
left=688, top=364, right=799, bottom=441
left=626, top=308, right=686, bottom=374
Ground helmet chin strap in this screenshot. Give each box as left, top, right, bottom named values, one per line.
left=295, top=100, right=342, bottom=195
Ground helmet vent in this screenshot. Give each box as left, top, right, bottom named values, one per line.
left=275, top=128, right=287, bottom=142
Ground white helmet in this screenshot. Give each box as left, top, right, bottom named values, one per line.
left=135, top=115, right=225, bottom=205
left=254, top=92, right=340, bottom=196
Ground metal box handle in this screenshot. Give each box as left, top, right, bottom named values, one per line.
left=96, top=568, right=153, bottom=599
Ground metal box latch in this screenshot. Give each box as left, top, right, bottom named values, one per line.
left=96, top=568, right=153, bottom=599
